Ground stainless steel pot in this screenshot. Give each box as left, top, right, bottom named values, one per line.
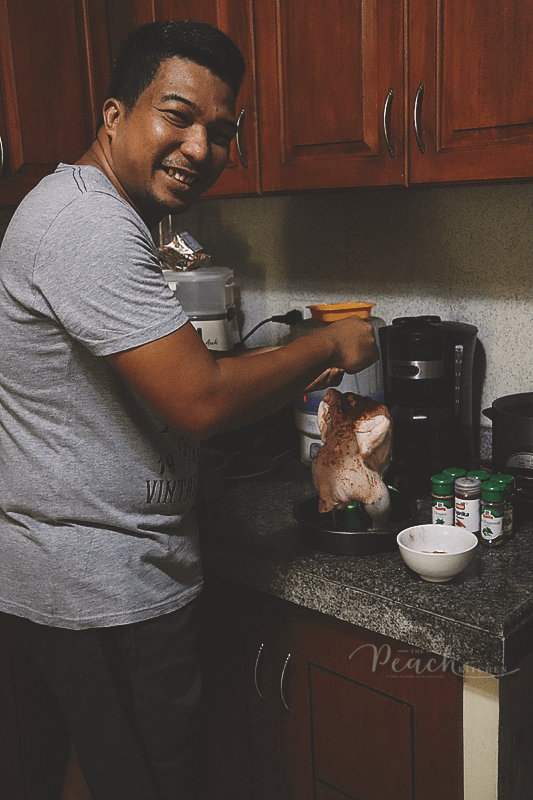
left=483, top=393, right=533, bottom=523
left=483, top=393, right=533, bottom=472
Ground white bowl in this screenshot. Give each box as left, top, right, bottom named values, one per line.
left=397, top=525, right=478, bottom=583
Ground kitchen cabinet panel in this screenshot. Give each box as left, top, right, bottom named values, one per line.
left=0, top=0, right=111, bottom=206
left=202, top=579, right=463, bottom=800
left=309, top=666, right=413, bottom=800
left=254, top=0, right=406, bottom=191
left=2, top=0, right=531, bottom=210
left=408, top=0, right=533, bottom=184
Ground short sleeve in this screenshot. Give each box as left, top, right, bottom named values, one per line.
left=33, top=191, right=187, bottom=356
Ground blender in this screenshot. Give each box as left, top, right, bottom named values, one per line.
left=163, top=267, right=240, bottom=351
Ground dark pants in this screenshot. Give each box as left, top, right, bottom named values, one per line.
left=8, top=596, right=203, bottom=800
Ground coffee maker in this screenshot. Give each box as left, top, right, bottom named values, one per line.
left=379, top=316, right=478, bottom=496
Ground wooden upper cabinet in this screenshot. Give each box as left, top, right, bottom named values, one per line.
left=253, top=0, right=406, bottom=192
left=408, top=0, right=533, bottom=184
left=116, top=0, right=260, bottom=197
left=1, top=0, right=531, bottom=210
left=0, top=0, right=111, bottom=206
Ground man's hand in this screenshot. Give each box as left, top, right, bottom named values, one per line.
left=320, top=314, right=380, bottom=374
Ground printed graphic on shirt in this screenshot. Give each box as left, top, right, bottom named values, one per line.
left=145, top=442, right=199, bottom=505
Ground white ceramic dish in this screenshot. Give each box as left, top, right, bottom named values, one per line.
left=397, top=524, right=478, bottom=583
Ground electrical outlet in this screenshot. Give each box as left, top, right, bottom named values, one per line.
left=288, top=298, right=310, bottom=319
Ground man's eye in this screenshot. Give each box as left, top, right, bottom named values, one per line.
left=210, top=130, right=234, bottom=148
left=161, top=109, right=189, bottom=126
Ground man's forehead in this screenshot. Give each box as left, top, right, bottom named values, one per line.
left=152, top=56, right=235, bottom=100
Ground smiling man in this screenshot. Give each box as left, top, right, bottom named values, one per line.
left=86, top=57, right=238, bottom=224
left=0, top=20, right=378, bottom=800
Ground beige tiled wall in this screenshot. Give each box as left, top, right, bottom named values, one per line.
left=177, top=182, right=533, bottom=438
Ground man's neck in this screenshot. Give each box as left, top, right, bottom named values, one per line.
left=76, top=137, right=149, bottom=226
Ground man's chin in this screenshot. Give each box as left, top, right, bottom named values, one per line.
left=142, top=190, right=196, bottom=226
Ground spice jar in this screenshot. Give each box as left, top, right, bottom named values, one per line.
left=454, top=477, right=481, bottom=534
left=467, top=469, right=492, bottom=483
left=443, top=467, right=467, bottom=480
left=491, top=474, right=515, bottom=540
left=480, top=482, right=505, bottom=547
left=431, top=473, right=455, bottom=525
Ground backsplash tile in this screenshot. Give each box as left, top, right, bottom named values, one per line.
left=180, top=182, right=533, bottom=434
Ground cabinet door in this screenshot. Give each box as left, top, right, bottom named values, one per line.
left=283, top=608, right=462, bottom=800
left=119, top=0, right=260, bottom=197
left=254, top=0, right=406, bottom=191
left=242, top=590, right=462, bottom=800
left=408, top=0, right=533, bottom=184
left=0, top=0, right=111, bottom=206
left=243, top=599, right=300, bottom=800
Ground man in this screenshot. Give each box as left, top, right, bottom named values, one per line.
left=0, top=20, right=378, bottom=800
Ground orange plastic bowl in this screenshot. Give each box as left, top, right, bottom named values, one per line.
left=307, top=302, right=375, bottom=322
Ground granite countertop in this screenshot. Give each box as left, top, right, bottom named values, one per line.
left=197, top=457, right=533, bottom=674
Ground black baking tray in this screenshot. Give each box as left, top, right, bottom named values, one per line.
left=294, top=487, right=417, bottom=556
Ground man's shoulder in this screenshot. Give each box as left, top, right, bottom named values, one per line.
left=13, top=165, right=142, bottom=237
left=37, top=164, right=125, bottom=208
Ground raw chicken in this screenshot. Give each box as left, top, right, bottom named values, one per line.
left=312, top=388, right=392, bottom=529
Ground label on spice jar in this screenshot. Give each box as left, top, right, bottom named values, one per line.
left=432, top=498, right=454, bottom=525
left=455, top=497, right=480, bottom=533
left=481, top=505, right=504, bottom=542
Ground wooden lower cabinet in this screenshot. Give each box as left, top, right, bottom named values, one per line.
left=201, top=580, right=463, bottom=800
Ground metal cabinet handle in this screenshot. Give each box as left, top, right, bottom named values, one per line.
left=0, top=133, right=4, bottom=178
left=383, top=88, right=395, bottom=158
left=254, top=643, right=265, bottom=699
left=413, top=81, right=425, bottom=154
left=280, top=653, right=292, bottom=712
left=235, top=108, right=248, bottom=168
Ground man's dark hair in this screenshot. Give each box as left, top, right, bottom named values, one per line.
left=97, top=20, right=245, bottom=130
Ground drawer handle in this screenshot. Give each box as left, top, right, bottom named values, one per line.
left=0, top=133, right=4, bottom=177
left=235, top=108, right=248, bottom=168
left=280, top=653, right=292, bottom=712
left=413, top=81, right=425, bottom=154
left=383, top=88, right=395, bottom=158
left=254, top=643, right=265, bottom=699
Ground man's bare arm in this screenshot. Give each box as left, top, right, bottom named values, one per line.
left=106, top=314, right=378, bottom=440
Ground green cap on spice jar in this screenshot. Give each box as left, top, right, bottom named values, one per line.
left=443, top=467, right=467, bottom=479
left=467, top=469, right=492, bottom=482
left=491, top=474, right=515, bottom=488
left=482, top=483, right=504, bottom=503
left=431, top=473, right=455, bottom=492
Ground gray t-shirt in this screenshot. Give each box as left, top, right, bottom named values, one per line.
left=0, top=164, right=202, bottom=629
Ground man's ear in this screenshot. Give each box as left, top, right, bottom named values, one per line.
left=101, top=98, right=124, bottom=138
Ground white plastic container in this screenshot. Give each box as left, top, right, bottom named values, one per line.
left=162, top=267, right=240, bottom=350
left=162, top=267, right=235, bottom=315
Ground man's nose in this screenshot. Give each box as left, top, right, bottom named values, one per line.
left=181, top=125, right=209, bottom=163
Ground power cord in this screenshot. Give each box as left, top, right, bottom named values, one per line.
left=238, top=309, right=303, bottom=346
